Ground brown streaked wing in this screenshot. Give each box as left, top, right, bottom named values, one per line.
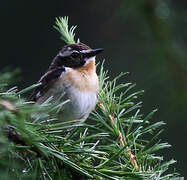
left=29, top=66, right=65, bottom=101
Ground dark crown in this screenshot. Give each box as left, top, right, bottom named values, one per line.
left=62, top=43, right=91, bottom=52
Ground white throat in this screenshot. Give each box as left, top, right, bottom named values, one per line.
left=84, top=56, right=96, bottom=66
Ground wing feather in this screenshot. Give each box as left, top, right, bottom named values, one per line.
left=30, top=66, right=65, bottom=101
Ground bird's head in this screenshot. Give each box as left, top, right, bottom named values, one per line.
left=52, top=43, right=103, bottom=69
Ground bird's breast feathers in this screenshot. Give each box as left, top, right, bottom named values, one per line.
left=45, top=59, right=98, bottom=120
left=33, top=59, right=98, bottom=121
left=58, top=59, right=98, bottom=121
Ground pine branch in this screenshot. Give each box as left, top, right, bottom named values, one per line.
left=0, top=17, right=183, bottom=180
left=0, top=64, right=183, bottom=179
left=53, top=16, right=78, bottom=44
left=98, top=101, right=138, bottom=169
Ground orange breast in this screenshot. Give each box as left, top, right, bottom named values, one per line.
left=60, top=59, right=99, bottom=92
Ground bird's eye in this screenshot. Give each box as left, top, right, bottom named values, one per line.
left=71, top=52, right=80, bottom=59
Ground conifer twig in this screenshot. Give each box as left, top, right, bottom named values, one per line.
left=98, top=101, right=139, bottom=169
left=0, top=99, right=18, bottom=113
left=53, top=17, right=77, bottom=44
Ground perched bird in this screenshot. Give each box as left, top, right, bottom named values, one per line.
left=30, top=43, right=103, bottom=122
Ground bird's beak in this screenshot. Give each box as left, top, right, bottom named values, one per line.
left=83, top=48, right=104, bottom=58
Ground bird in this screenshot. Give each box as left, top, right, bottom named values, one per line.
left=30, top=43, right=103, bottom=122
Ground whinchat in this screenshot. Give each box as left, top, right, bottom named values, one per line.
left=30, top=43, right=103, bottom=122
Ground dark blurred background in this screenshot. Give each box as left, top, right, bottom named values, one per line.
left=0, top=0, right=187, bottom=178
